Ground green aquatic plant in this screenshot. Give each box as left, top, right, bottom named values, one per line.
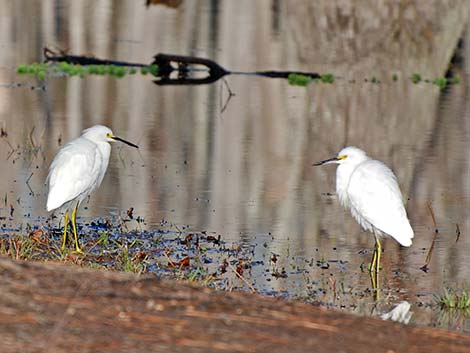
left=287, top=71, right=461, bottom=89
left=287, top=73, right=335, bottom=86
left=451, top=75, right=461, bottom=84
left=17, top=62, right=159, bottom=80
left=410, top=73, right=422, bottom=84
left=370, top=76, right=380, bottom=84
left=17, top=63, right=48, bottom=80
left=140, top=65, right=158, bottom=76
left=97, top=231, right=109, bottom=247
left=437, top=288, right=470, bottom=310
left=320, top=73, right=335, bottom=84
left=433, top=77, right=447, bottom=90
left=120, top=247, right=134, bottom=272
left=287, top=73, right=313, bottom=86
left=188, top=266, right=206, bottom=282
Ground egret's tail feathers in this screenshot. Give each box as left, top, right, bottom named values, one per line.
left=46, top=191, right=64, bottom=212
left=46, top=199, right=59, bottom=212
left=394, top=221, right=414, bottom=247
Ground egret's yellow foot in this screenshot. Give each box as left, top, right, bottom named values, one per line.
left=72, top=248, right=85, bottom=255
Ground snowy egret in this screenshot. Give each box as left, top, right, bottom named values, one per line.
left=46, top=125, right=138, bottom=253
left=313, top=146, right=413, bottom=274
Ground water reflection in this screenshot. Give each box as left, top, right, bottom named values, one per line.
left=0, top=0, right=469, bottom=330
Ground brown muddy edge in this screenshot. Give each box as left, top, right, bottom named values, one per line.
left=0, top=256, right=468, bottom=353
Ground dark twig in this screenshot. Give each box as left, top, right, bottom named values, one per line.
left=420, top=203, right=439, bottom=272
left=220, top=78, right=235, bottom=114
left=25, top=173, right=34, bottom=196
left=227, top=261, right=256, bottom=293
left=44, top=47, right=146, bottom=67
left=455, top=224, right=461, bottom=243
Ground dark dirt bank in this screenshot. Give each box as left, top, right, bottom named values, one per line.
left=1, top=257, right=469, bottom=353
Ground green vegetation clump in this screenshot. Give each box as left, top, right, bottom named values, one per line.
left=410, top=73, right=422, bottom=84
left=16, top=63, right=48, bottom=80
left=287, top=73, right=313, bottom=86
left=437, top=288, right=470, bottom=310
left=287, top=73, right=335, bottom=86
left=320, top=73, right=335, bottom=83
left=370, top=76, right=380, bottom=84
left=433, top=77, right=447, bottom=90
left=16, top=62, right=159, bottom=80
left=147, top=64, right=158, bottom=76
left=451, top=75, right=461, bottom=84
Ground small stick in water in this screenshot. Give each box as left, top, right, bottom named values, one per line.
left=420, top=202, right=439, bottom=272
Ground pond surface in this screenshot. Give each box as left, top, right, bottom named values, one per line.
left=0, top=0, right=469, bottom=331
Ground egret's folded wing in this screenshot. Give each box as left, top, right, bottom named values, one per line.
left=347, top=160, right=413, bottom=246
left=46, top=142, right=97, bottom=211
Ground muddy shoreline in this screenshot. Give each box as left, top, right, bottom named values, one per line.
left=1, top=256, right=469, bottom=353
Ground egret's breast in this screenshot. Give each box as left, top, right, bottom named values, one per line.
left=336, top=164, right=355, bottom=208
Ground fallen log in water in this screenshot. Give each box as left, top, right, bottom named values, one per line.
left=42, top=48, right=320, bottom=86
left=0, top=256, right=468, bottom=353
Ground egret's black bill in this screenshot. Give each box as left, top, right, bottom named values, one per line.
left=112, top=136, right=139, bottom=148
left=312, top=157, right=339, bottom=166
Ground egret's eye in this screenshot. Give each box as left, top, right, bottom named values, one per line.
left=106, top=133, right=111, bottom=138
left=338, top=155, right=347, bottom=160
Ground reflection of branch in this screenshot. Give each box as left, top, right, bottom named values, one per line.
left=153, top=76, right=223, bottom=86
left=145, top=0, right=183, bottom=8
left=253, top=70, right=320, bottom=79
left=151, top=53, right=229, bottom=86
left=151, top=53, right=227, bottom=76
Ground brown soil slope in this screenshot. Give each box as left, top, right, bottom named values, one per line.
left=0, top=256, right=468, bottom=353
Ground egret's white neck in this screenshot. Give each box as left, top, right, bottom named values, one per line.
left=96, top=141, right=111, bottom=159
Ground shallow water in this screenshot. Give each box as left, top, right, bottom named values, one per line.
left=0, top=0, right=469, bottom=331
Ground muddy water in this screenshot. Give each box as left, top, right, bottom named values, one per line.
left=0, top=1, right=469, bottom=331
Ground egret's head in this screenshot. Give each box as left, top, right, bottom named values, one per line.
left=82, top=125, right=139, bottom=148
left=313, top=146, right=368, bottom=166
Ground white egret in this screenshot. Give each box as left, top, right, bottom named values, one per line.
left=313, top=146, right=413, bottom=274
left=46, top=125, right=138, bottom=253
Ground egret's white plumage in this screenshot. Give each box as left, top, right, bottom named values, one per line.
left=314, top=146, right=413, bottom=275
left=46, top=125, right=138, bottom=252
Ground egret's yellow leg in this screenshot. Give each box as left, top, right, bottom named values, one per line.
left=370, top=242, right=378, bottom=273
left=376, top=237, right=382, bottom=273
left=61, top=211, right=69, bottom=251
left=370, top=265, right=378, bottom=291
left=71, top=202, right=83, bottom=254
left=370, top=236, right=381, bottom=300
left=369, top=236, right=382, bottom=274
left=375, top=269, right=380, bottom=300
left=370, top=269, right=380, bottom=300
